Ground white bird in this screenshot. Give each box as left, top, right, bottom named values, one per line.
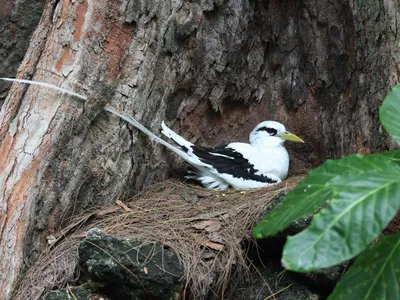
left=0, top=78, right=304, bottom=190
left=158, top=120, right=304, bottom=190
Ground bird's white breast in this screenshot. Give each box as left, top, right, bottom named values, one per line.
left=253, top=146, right=289, bottom=179
left=228, top=142, right=289, bottom=180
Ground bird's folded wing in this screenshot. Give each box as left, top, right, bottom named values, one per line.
left=190, top=145, right=278, bottom=183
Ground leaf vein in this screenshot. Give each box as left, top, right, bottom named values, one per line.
left=297, top=178, right=399, bottom=260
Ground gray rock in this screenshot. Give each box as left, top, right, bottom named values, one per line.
left=78, top=228, right=184, bottom=300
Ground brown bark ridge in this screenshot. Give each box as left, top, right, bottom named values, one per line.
left=0, top=0, right=45, bottom=107
left=0, top=0, right=399, bottom=298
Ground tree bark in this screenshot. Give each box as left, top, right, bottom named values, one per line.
left=0, top=0, right=399, bottom=298
left=0, top=0, right=45, bottom=107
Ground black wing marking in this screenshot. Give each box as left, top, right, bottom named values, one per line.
left=191, top=145, right=278, bottom=183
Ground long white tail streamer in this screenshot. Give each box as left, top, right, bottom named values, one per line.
left=0, top=77, right=187, bottom=156
left=0, top=78, right=87, bottom=100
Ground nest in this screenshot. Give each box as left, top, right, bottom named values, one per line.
left=12, top=176, right=304, bottom=300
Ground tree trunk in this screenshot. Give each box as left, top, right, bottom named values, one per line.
left=0, top=0, right=399, bottom=298
left=0, top=0, right=45, bottom=107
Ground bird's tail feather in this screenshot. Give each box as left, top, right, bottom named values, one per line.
left=0, top=77, right=189, bottom=159
left=120, top=113, right=189, bottom=158
left=185, top=168, right=229, bottom=190
left=161, top=121, right=193, bottom=150
left=0, top=78, right=87, bottom=100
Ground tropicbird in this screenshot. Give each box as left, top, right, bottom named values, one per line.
left=0, top=78, right=304, bottom=190
left=160, top=120, right=304, bottom=190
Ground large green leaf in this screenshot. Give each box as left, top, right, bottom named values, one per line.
left=253, top=154, right=399, bottom=239
left=282, top=171, right=400, bottom=271
left=328, top=231, right=400, bottom=300
left=379, top=150, right=400, bottom=164
left=380, top=85, right=400, bottom=145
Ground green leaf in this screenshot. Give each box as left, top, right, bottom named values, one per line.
left=282, top=171, right=400, bottom=271
left=380, top=85, right=400, bottom=144
left=328, top=231, right=400, bottom=300
left=379, top=150, right=400, bottom=164
left=253, top=154, right=399, bottom=239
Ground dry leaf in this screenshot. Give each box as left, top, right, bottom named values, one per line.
left=192, top=220, right=221, bottom=231
left=143, top=267, right=148, bottom=274
left=116, top=200, right=132, bottom=212
left=207, top=234, right=226, bottom=244
left=205, top=224, right=221, bottom=233
left=205, top=241, right=224, bottom=251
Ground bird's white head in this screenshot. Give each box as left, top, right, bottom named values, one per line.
left=249, top=120, right=304, bottom=147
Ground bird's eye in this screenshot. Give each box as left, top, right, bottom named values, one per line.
left=256, top=127, right=277, bottom=136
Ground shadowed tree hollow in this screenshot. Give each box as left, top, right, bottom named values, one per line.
left=0, top=0, right=399, bottom=298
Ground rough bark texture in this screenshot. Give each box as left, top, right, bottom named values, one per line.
left=0, top=0, right=46, bottom=107
left=0, top=0, right=399, bottom=298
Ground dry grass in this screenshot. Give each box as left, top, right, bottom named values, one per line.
left=12, top=176, right=304, bottom=300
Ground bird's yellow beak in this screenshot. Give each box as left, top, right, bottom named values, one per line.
left=279, top=132, right=304, bottom=143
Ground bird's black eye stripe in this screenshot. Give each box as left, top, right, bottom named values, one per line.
left=256, top=126, right=277, bottom=136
